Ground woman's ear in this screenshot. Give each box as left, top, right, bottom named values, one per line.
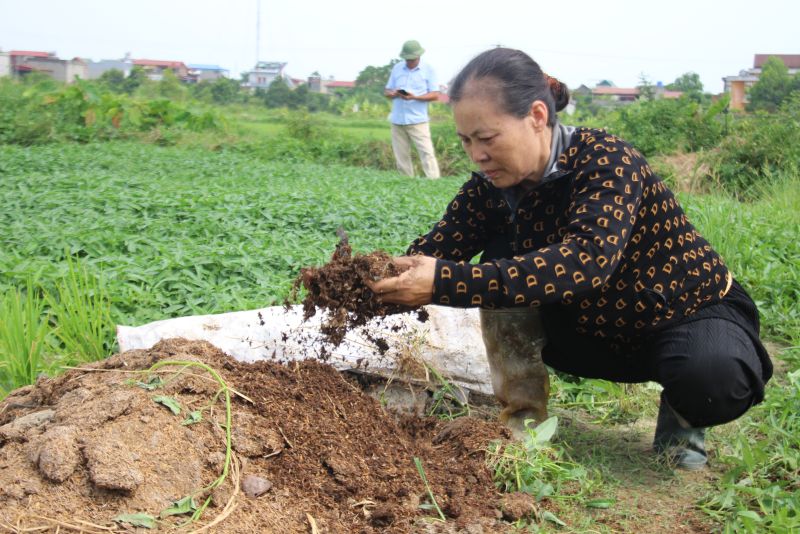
left=528, top=100, right=550, bottom=131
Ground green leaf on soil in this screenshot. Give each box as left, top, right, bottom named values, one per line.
left=181, top=410, right=202, bottom=426
left=586, top=498, right=616, bottom=509
left=736, top=510, right=763, bottom=522
left=541, top=510, right=566, bottom=526
left=160, top=495, right=198, bottom=518
left=135, top=375, right=165, bottom=390
left=523, top=480, right=553, bottom=500
left=527, top=416, right=558, bottom=448
left=113, top=513, right=156, bottom=528
left=152, top=395, right=182, bottom=415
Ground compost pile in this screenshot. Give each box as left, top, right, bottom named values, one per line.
left=0, top=338, right=538, bottom=533
left=292, top=230, right=427, bottom=348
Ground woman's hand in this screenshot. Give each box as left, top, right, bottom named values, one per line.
left=368, top=255, right=436, bottom=307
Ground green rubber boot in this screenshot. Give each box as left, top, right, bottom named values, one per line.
left=479, top=308, right=549, bottom=440
left=653, top=391, right=708, bottom=470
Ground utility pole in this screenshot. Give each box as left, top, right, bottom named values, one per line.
left=256, top=0, right=261, bottom=64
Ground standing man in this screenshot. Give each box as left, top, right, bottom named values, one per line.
left=384, top=40, right=441, bottom=178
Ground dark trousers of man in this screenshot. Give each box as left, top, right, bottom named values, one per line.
left=540, top=281, right=772, bottom=428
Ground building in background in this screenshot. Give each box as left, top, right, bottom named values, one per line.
left=307, top=72, right=323, bottom=92
left=306, top=72, right=355, bottom=94
left=9, top=50, right=88, bottom=82
left=592, top=86, right=641, bottom=104
left=321, top=80, right=354, bottom=94
left=586, top=82, right=682, bottom=107
left=133, top=59, right=188, bottom=81
left=186, top=64, right=229, bottom=83
left=1, top=48, right=235, bottom=86
left=244, top=61, right=295, bottom=90
left=723, top=54, right=800, bottom=110
left=86, top=53, right=134, bottom=79
left=0, top=49, right=10, bottom=77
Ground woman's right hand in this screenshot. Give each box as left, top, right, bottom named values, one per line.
left=368, top=256, right=436, bottom=307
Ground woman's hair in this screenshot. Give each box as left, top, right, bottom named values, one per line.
left=449, top=48, right=570, bottom=126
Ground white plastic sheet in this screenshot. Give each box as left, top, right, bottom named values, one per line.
left=117, top=305, right=493, bottom=395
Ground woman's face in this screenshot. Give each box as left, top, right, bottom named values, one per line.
left=453, top=86, right=551, bottom=189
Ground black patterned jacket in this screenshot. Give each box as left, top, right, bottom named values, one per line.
left=407, top=127, right=731, bottom=346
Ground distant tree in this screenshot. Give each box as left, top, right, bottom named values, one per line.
left=355, top=60, right=399, bottom=103
left=209, top=77, right=242, bottom=104
left=263, top=77, right=292, bottom=108
left=637, top=73, right=655, bottom=101
left=356, top=60, right=397, bottom=89
left=289, top=83, right=309, bottom=109
left=191, top=77, right=243, bottom=104
left=155, top=69, right=187, bottom=101
left=667, top=72, right=705, bottom=102
left=133, top=69, right=188, bottom=101
left=667, top=72, right=703, bottom=93
left=123, top=66, right=147, bottom=94
left=572, top=92, right=604, bottom=118
left=748, top=56, right=794, bottom=112
left=307, top=90, right=332, bottom=113
left=98, top=69, right=127, bottom=93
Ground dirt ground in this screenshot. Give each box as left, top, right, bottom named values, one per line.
left=0, top=338, right=536, bottom=533
left=0, top=337, right=727, bottom=534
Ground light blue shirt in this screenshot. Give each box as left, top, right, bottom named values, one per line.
left=385, top=60, right=438, bottom=125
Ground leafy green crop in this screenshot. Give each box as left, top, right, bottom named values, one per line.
left=0, top=142, right=458, bottom=329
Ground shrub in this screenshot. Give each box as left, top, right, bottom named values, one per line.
left=0, top=78, right=225, bottom=145
left=747, top=56, right=800, bottom=112
left=607, top=97, right=724, bottom=156
left=284, top=110, right=332, bottom=142
left=702, top=94, right=800, bottom=198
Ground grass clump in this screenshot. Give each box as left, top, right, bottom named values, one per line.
left=701, top=94, right=800, bottom=199
left=46, top=256, right=116, bottom=364
left=681, top=172, right=800, bottom=343
left=699, top=347, right=800, bottom=533
left=0, top=260, right=115, bottom=397
left=486, top=417, right=605, bottom=529
left=0, top=279, right=52, bottom=396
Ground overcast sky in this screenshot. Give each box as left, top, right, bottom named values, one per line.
left=1, top=0, right=797, bottom=93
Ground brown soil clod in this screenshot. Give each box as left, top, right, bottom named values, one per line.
left=290, top=229, right=418, bottom=348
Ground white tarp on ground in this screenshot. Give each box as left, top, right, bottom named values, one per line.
left=117, top=305, right=494, bottom=395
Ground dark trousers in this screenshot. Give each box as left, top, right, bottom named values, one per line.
left=541, top=281, right=772, bottom=428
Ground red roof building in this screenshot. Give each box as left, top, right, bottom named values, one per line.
left=8, top=50, right=87, bottom=82
left=723, top=54, right=800, bottom=110
left=324, top=80, right=355, bottom=89
left=10, top=50, right=52, bottom=58
left=754, top=54, right=800, bottom=69
left=133, top=59, right=188, bottom=80
left=592, top=86, right=682, bottom=103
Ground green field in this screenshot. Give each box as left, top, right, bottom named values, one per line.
left=0, top=142, right=460, bottom=325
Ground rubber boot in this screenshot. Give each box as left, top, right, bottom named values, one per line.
left=479, top=308, right=549, bottom=440
left=653, top=391, right=707, bottom=470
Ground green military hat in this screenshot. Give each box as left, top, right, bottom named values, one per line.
left=399, top=40, right=425, bottom=60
